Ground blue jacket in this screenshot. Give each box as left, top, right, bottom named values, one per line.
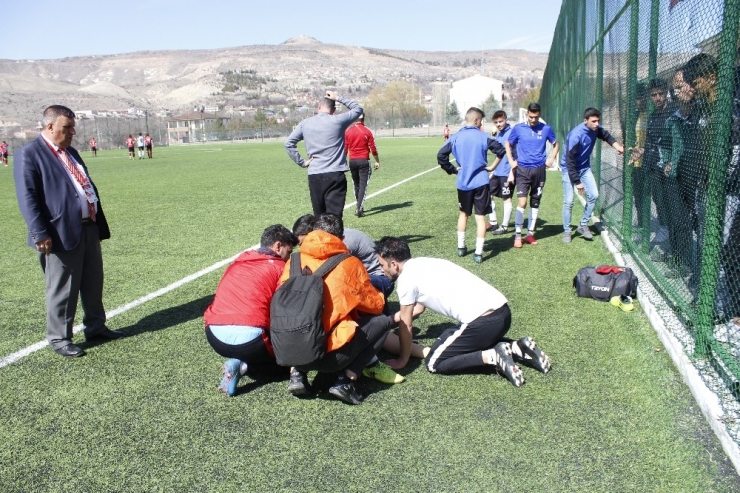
left=560, top=122, right=616, bottom=185
left=437, top=126, right=506, bottom=191
left=14, top=136, right=110, bottom=252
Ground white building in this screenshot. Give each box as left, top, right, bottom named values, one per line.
left=449, top=75, right=504, bottom=121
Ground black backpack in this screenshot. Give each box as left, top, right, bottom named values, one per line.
left=269, top=252, right=350, bottom=367
left=573, top=265, right=638, bottom=302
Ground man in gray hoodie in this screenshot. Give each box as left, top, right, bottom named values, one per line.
left=285, top=91, right=363, bottom=218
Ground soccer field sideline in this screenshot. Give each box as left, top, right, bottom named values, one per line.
left=0, top=165, right=439, bottom=370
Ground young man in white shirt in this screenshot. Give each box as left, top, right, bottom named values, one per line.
left=376, top=237, right=551, bottom=386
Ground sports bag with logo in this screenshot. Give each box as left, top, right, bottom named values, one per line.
left=269, top=251, right=350, bottom=367
left=573, top=265, right=638, bottom=302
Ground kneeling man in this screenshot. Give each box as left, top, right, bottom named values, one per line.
left=375, top=237, right=551, bottom=386
left=204, top=225, right=298, bottom=396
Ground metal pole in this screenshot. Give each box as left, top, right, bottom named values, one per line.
left=391, top=105, right=394, bottom=137
left=621, top=0, right=639, bottom=249
left=594, top=0, right=605, bottom=207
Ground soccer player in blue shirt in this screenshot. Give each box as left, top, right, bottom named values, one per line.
left=487, top=110, right=516, bottom=235
left=505, top=103, right=559, bottom=248
left=438, top=107, right=506, bottom=263
left=561, top=108, right=624, bottom=242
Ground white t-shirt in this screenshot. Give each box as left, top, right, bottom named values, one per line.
left=396, top=257, right=507, bottom=324
left=136, top=136, right=145, bottom=147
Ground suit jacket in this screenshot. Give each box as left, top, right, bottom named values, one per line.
left=14, top=135, right=110, bottom=252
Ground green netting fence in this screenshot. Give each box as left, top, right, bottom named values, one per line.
left=541, top=0, right=740, bottom=411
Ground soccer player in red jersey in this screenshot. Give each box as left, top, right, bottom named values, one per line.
left=89, top=137, right=97, bottom=157
left=125, top=135, right=135, bottom=160
left=0, top=141, right=8, bottom=166
left=144, top=133, right=153, bottom=158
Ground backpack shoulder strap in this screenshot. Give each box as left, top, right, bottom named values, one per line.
left=289, top=251, right=303, bottom=278
left=312, top=253, right=351, bottom=278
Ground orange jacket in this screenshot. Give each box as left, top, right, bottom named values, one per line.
left=280, top=230, right=385, bottom=352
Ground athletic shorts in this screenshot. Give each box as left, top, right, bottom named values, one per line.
left=458, top=184, right=492, bottom=216
left=490, top=175, right=515, bottom=199
left=145, top=145, right=152, bottom=150
left=128, top=147, right=135, bottom=153
left=90, top=147, right=96, bottom=151
left=516, top=166, right=546, bottom=199
left=138, top=146, right=144, bottom=151
left=1, top=153, right=7, bottom=159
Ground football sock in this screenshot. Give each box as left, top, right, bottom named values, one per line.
left=475, top=237, right=485, bottom=255
left=503, top=202, right=513, bottom=227
left=528, top=208, right=539, bottom=234
left=457, top=231, right=466, bottom=248
left=489, top=203, right=497, bottom=225
left=515, top=207, right=525, bottom=236
left=482, top=348, right=498, bottom=366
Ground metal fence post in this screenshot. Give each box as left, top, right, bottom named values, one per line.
left=594, top=0, right=605, bottom=198
left=622, top=0, right=640, bottom=249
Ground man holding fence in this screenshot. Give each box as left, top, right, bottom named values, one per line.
left=561, top=108, right=624, bottom=243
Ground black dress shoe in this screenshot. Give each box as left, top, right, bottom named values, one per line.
left=86, top=328, right=125, bottom=341
left=52, top=343, right=86, bottom=358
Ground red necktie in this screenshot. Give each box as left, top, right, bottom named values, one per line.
left=58, top=149, right=96, bottom=221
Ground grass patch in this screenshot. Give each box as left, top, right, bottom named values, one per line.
left=0, top=139, right=738, bottom=491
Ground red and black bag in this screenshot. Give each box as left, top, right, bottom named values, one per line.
left=573, top=265, right=638, bottom=302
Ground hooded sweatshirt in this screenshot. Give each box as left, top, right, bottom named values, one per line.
left=280, top=229, right=385, bottom=352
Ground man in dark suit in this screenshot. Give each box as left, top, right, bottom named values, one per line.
left=14, top=105, right=123, bottom=358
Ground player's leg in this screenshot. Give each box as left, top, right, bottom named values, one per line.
left=473, top=184, right=492, bottom=262
left=514, top=169, right=531, bottom=248
left=576, top=168, right=599, bottom=240
left=488, top=176, right=500, bottom=230
left=562, top=169, right=575, bottom=242
left=356, top=161, right=371, bottom=216
left=457, top=189, right=474, bottom=256
left=322, top=171, right=348, bottom=219
left=426, top=304, right=524, bottom=386
left=524, top=167, right=546, bottom=244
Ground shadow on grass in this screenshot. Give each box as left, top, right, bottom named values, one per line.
left=86, top=295, right=215, bottom=349
left=364, top=201, right=414, bottom=216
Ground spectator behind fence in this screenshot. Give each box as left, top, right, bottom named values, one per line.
left=683, top=53, right=739, bottom=321
left=203, top=225, right=298, bottom=397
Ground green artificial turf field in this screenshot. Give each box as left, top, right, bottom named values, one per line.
left=1, top=139, right=738, bottom=492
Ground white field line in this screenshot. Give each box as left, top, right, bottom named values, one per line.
left=0, top=166, right=439, bottom=369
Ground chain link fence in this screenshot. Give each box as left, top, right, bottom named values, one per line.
left=541, top=0, right=740, bottom=442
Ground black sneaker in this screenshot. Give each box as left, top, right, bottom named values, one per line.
left=457, top=247, right=467, bottom=257
left=492, top=342, right=525, bottom=387
left=491, top=226, right=509, bottom=235
left=328, top=380, right=363, bottom=405
left=512, top=337, right=551, bottom=374
left=287, top=369, right=312, bottom=396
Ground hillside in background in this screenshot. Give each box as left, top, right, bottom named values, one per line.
left=0, top=36, right=547, bottom=129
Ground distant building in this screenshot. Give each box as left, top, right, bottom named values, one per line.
left=449, top=75, right=504, bottom=120
left=166, top=111, right=230, bottom=145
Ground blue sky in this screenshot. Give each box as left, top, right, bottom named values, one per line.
left=0, top=0, right=562, bottom=60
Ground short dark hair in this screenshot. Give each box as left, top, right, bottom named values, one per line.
left=527, top=102, right=541, bottom=113
left=465, top=107, right=485, bottom=120
left=42, top=105, right=75, bottom=125
left=583, top=107, right=601, bottom=119
left=260, top=224, right=298, bottom=248
left=375, top=236, right=412, bottom=263
left=683, top=53, right=717, bottom=86
left=319, top=97, right=336, bottom=112
left=492, top=110, right=507, bottom=120
left=313, top=213, right=343, bottom=238
left=292, top=214, right=316, bottom=236
left=648, top=78, right=667, bottom=92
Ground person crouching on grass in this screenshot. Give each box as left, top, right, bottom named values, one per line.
left=376, top=236, right=551, bottom=387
